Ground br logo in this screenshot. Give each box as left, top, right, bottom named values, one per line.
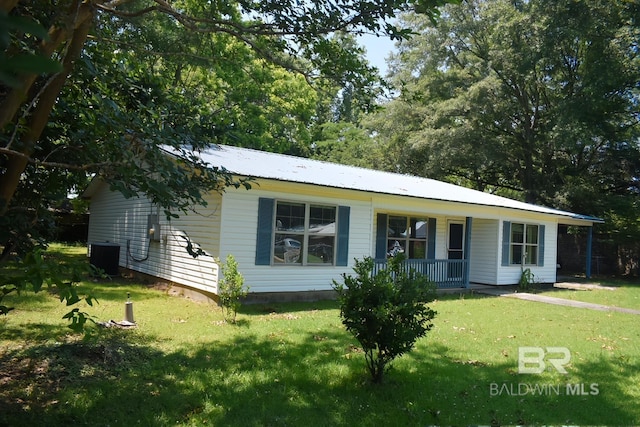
left=518, top=347, right=571, bottom=374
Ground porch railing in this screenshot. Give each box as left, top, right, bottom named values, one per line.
left=372, top=259, right=469, bottom=289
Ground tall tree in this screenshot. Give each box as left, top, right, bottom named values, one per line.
left=377, top=0, right=639, bottom=208
left=309, top=33, right=388, bottom=168
left=1, top=0, right=454, bottom=260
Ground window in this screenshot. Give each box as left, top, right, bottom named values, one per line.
left=510, top=223, right=539, bottom=265
left=273, top=201, right=336, bottom=265
left=385, top=215, right=429, bottom=259
left=256, top=198, right=349, bottom=266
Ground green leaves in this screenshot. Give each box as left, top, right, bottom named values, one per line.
left=62, top=308, right=91, bottom=333
left=217, top=254, right=249, bottom=323
left=378, top=0, right=639, bottom=218
left=0, top=0, right=464, bottom=335
left=0, top=245, right=97, bottom=331
left=0, top=54, right=61, bottom=82
left=0, top=12, right=62, bottom=87
left=333, top=255, right=436, bottom=383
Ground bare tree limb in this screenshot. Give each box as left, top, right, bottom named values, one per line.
left=0, top=147, right=122, bottom=171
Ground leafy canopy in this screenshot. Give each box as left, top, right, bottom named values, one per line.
left=369, top=0, right=639, bottom=253
left=0, top=0, right=456, bottom=325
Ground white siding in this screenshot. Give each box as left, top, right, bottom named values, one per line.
left=87, top=181, right=150, bottom=261
left=496, top=219, right=558, bottom=285
left=369, top=197, right=561, bottom=286
left=434, top=216, right=447, bottom=260
left=469, top=219, right=499, bottom=284
left=87, top=182, right=221, bottom=293
left=218, top=187, right=372, bottom=293
left=88, top=176, right=566, bottom=293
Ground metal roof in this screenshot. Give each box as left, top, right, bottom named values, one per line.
left=185, top=144, right=602, bottom=224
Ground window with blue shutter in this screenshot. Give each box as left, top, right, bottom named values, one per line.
left=427, top=218, right=436, bottom=259
left=256, top=199, right=348, bottom=266
left=537, top=225, right=545, bottom=267
left=376, top=213, right=433, bottom=259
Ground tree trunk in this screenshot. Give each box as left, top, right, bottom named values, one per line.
left=522, top=145, right=537, bottom=204
left=0, top=2, right=94, bottom=215
left=0, top=1, right=90, bottom=130
left=0, top=0, right=19, bottom=13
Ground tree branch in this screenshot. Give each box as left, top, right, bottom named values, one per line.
left=101, top=0, right=380, bottom=39
left=94, top=3, right=159, bottom=18
left=0, top=147, right=118, bottom=171
left=87, top=21, right=314, bottom=84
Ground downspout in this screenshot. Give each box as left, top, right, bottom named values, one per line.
left=586, top=226, right=593, bottom=279
left=464, top=217, right=473, bottom=288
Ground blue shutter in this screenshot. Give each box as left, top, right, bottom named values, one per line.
left=537, top=225, right=545, bottom=266
left=427, top=218, right=436, bottom=259
left=464, top=217, right=472, bottom=260
left=255, top=198, right=274, bottom=265
left=336, top=206, right=350, bottom=266
left=502, top=221, right=511, bottom=266
left=375, top=213, right=388, bottom=259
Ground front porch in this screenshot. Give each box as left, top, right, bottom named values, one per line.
left=373, top=258, right=470, bottom=289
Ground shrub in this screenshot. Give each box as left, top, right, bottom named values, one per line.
left=518, top=267, right=535, bottom=291
left=333, top=255, right=437, bottom=383
left=216, top=254, right=248, bottom=323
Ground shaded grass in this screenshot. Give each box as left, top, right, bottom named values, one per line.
left=1, top=245, right=639, bottom=425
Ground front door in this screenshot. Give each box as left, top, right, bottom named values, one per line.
left=447, top=221, right=464, bottom=278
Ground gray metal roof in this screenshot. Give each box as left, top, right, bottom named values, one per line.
left=191, top=145, right=601, bottom=224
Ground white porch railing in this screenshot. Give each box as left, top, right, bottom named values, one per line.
left=372, top=259, right=469, bottom=289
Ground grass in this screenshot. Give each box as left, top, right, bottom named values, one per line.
left=536, top=278, right=640, bottom=310
left=1, top=244, right=639, bottom=426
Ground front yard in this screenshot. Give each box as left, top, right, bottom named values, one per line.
left=1, top=245, right=639, bottom=425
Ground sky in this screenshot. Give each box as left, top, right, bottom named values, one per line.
left=358, top=33, right=397, bottom=76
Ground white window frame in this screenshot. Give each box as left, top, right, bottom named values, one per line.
left=510, top=223, right=539, bottom=266
left=273, top=200, right=337, bottom=266
left=385, top=215, right=429, bottom=259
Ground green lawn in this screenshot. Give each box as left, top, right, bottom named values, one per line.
left=1, top=245, right=639, bottom=426
left=537, top=278, right=640, bottom=310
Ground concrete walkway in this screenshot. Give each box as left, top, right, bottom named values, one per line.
left=554, top=282, right=618, bottom=291
left=475, top=287, right=640, bottom=315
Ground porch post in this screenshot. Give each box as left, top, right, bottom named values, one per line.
left=464, top=217, right=472, bottom=288
left=586, top=226, right=593, bottom=279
